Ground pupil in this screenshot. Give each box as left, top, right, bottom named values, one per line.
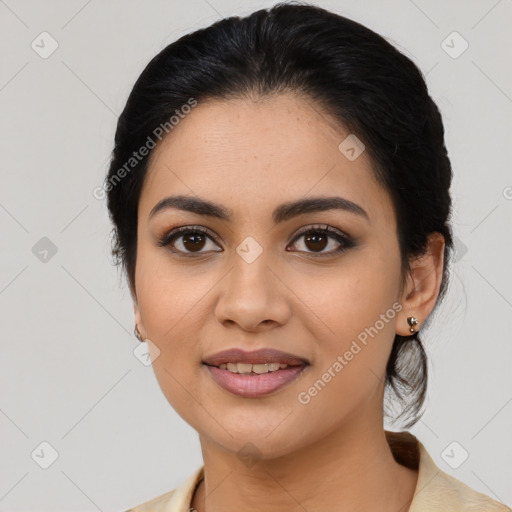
left=305, top=233, right=327, bottom=252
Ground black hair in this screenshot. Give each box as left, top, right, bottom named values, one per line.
left=105, top=1, right=453, bottom=428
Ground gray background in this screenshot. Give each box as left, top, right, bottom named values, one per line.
left=1, top=0, right=511, bottom=510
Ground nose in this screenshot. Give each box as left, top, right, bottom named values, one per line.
left=214, top=253, right=292, bottom=332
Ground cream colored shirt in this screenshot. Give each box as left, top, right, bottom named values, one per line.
left=125, top=431, right=510, bottom=511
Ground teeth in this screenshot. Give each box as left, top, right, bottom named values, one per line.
left=218, top=362, right=289, bottom=373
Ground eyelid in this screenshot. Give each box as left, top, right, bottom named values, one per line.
left=156, top=225, right=222, bottom=248
left=290, top=223, right=351, bottom=241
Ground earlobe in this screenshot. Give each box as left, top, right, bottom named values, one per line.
left=133, top=301, right=146, bottom=341
left=396, top=233, right=445, bottom=337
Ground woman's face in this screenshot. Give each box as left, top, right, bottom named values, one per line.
left=134, top=93, right=412, bottom=458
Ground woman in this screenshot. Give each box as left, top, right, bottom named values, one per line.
left=104, top=3, right=509, bottom=511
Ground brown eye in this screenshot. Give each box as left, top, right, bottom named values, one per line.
left=181, top=232, right=207, bottom=252
left=157, top=226, right=222, bottom=255
left=303, top=232, right=328, bottom=252
left=288, top=225, right=354, bottom=256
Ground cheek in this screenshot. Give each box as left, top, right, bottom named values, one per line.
left=294, top=249, right=401, bottom=399
left=292, top=246, right=401, bottom=342
left=135, top=242, right=210, bottom=340
left=134, top=249, right=216, bottom=414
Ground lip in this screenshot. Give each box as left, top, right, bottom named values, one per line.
left=202, top=347, right=309, bottom=367
left=205, top=364, right=308, bottom=397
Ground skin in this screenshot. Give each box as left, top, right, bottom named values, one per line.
left=133, top=93, right=445, bottom=512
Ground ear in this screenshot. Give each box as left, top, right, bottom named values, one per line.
left=133, top=299, right=146, bottom=339
left=396, top=232, right=445, bottom=336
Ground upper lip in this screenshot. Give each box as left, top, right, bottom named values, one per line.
left=202, top=348, right=309, bottom=367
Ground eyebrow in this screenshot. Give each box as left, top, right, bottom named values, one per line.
left=148, top=195, right=369, bottom=224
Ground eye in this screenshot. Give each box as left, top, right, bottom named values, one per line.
left=157, top=226, right=222, bottom=255
left=287, top=224, right=354, bottom=256
left=157, top=223, right=355, bottom=257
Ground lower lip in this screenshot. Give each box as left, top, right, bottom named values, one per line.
left=205, top=364, right=308, bottom=397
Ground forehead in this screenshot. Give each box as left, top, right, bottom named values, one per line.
left=139, top=94, right=395, bottom=227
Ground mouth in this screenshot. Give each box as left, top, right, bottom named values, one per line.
left=203, top=361, right=305, bottom=374
left=202, top=347, right=309, bottom=397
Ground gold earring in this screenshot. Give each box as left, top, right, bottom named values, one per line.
left=407, top=316, right=419, bottom=333
left=134, top=325, right=144, bottom=342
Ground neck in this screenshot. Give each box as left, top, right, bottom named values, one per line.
left=192, top=417, right=418, bottom=512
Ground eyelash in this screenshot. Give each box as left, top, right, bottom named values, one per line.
left=157, top=224, right=355, bottom=258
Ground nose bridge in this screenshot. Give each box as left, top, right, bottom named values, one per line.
left=231, top=244, right=272, bottom=295
left=215, top=237, right=291, bottom=329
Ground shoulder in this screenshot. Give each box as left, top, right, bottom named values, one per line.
left=388, top=431, right=510, bottom=511
left=124, top=465, right=204, bottom=512
left=124, top=489, right=177, bottom=512
left=418, top=466, right=511, bottom=511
